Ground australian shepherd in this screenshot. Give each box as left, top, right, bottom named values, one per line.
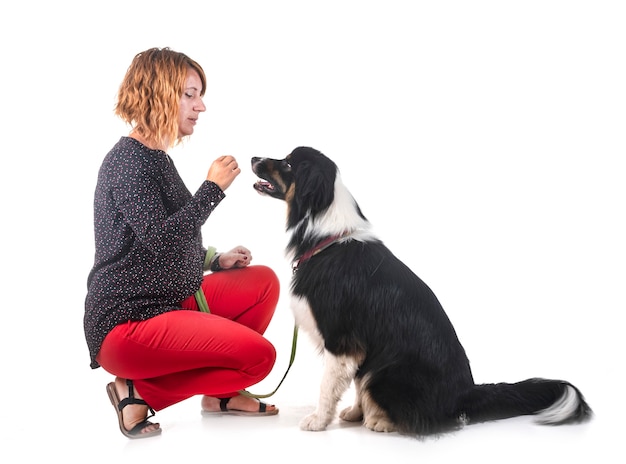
left=251, top=146, right=592, bottom=436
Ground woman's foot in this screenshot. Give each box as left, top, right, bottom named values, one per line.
left=201, top=394, right=278, bottom=415
left=109, top=377, right=161, bottom=437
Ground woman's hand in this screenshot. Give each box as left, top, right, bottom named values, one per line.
left=206, top=155, right=240, bottom=191
left=216, top=246, right=252, bottom=270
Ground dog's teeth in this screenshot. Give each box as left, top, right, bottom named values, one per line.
left=254, top=180, right=275, bottom=191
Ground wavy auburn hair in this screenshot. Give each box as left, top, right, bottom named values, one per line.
left=115, top=47, right=206, bottom=149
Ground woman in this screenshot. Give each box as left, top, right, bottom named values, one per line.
left=84, top=47, right=280, bottom=439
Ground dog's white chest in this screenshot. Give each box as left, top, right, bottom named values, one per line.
left=290, top=295, right=324, bottom=351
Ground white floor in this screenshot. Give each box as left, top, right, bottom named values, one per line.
left=1, top=314, right=615, bottom=464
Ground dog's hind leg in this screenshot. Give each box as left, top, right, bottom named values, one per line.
left=360, top=388, right=396, bottom=432
left=340, top=375, right=396, bottom=432
left=300, top=351, right=359, bottom=431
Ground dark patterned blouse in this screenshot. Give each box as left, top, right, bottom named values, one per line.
left=84, top=137, right=225, bottom=368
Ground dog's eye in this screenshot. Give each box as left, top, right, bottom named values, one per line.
left=282, top=160, right=292, bottom=171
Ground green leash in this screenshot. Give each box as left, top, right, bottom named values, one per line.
left=195, top=287, right=298, bottom=399
left=194, top=287, right=211, bottom=314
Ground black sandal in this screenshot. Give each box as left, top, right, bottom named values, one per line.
left=201, top=395, right=279, bottom=416
left=106, top=379, right=162, bottom=439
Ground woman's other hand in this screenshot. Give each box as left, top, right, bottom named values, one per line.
left=218, top=246, right=252, bottom=269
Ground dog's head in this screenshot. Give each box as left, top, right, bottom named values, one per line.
left=252, top=146, right=338, bottom=229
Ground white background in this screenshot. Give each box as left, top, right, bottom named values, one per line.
left=0, top=1, right=623, bottom=462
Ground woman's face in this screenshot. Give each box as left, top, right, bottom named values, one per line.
left=178, top=68, right=206, bottom=138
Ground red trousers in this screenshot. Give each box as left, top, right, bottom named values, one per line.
left=96, top=265, right=280, bottom=411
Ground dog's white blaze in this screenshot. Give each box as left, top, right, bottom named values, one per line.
left=291, top=295, right=325, bottom=353
left=534, top=385, right=581, bottom=425
left=307, top=176, right=377, bottom=242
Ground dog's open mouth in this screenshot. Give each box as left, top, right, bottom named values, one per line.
left=251, top=156, right=288, bottom=200
left=253, top=179, right=275, bottom=194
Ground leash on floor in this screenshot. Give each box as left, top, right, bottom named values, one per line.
left=195, top=288, right=298, bottom=399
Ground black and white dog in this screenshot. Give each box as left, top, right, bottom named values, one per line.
left=251, top=146, right=592, bottom=435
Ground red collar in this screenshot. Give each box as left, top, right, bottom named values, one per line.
left=292, top=234, right=346, bottom=273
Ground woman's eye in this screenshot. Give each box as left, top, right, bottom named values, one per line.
left=184, top=92, right=193, bottom=98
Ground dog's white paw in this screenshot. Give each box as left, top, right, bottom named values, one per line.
left=339, top=405, right=363, bottom=422
left=363, top=415, right=396, bottom=433
left=299, top=412, right=330, bottom=431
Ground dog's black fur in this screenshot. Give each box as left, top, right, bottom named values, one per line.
left=251, top=146, right=592, bottom=436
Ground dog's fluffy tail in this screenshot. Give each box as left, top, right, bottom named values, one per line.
left=457, top=378, right=592, bottom=426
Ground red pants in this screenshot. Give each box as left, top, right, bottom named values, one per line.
left=96, top=265, right=280, bottom=411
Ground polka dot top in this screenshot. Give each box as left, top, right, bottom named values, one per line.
left=84, top=137, right=225, bottom=369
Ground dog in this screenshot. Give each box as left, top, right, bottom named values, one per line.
left=251, top=146, right=592, bottom=436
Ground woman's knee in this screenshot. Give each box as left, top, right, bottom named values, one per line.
left=252, top=338, right=277, bottom=377
left=251, top=265, right=280, bottom=302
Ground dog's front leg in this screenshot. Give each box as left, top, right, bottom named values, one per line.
left=300, top=351, right=358, bottom=431
left=339, top=376, right=363, bottom=422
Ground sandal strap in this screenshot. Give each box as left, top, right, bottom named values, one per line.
left=218, top=396, right=268, bottom=413
left=126, top=419, right=158, bottom=436
left=219, top=397, right=230, bottom=412
left=118, top=396, right=149, bottom=410
left=118, top=379, right=156, bottom=419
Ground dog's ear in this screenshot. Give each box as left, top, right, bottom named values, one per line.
left=294, top=160, right=335, bottom=215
